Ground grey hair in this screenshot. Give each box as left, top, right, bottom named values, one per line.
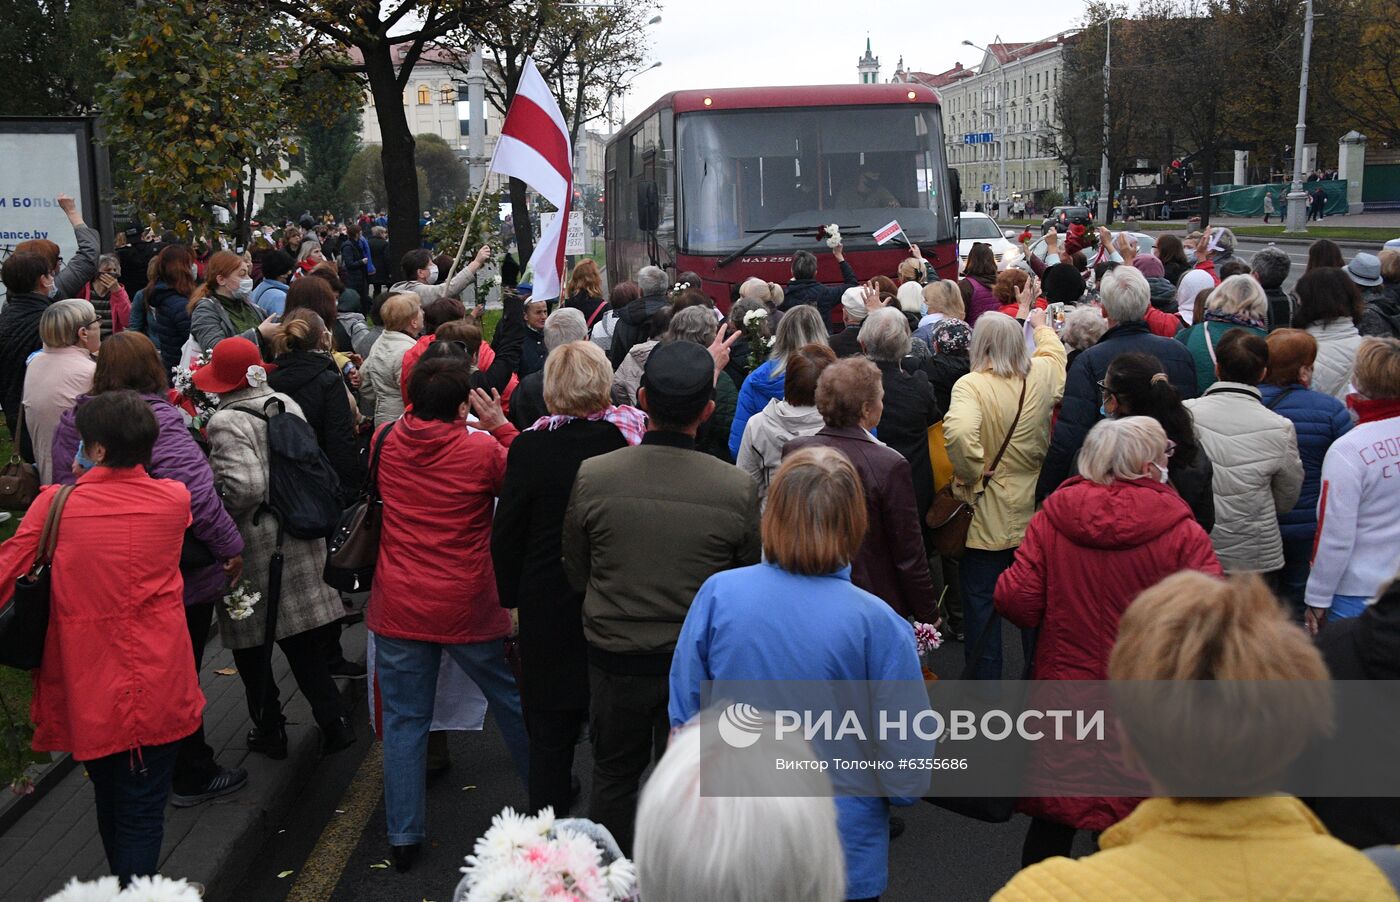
left=637, top=265, right=669, bottom=296
left=1059, top=305, right=1109, bottom=352
left=791, top=251, right=818, bottom=281
left=371, top=226, right=387, bottom=238
left=1099, top=266, right=1151, bottom=323
left=1207, top=274, right=1269, bottom=321
left=1251, top=246, right=1291, bottom=290
left=97, top=253, right=120, bottom=272
left=739, top=277, right=784, bottom=306
left=858, top=308, right=911, bottom=362
left=666, top=305, right=718, bottom=347
left=896, top=281, right=924, bottom=314
left=1078, top=415, right=1168, bottom=485
left=1213, top=227, right=1237, bottom=254
left=39, top=298, right=97, bottom=348
left=969, top=311, right=1031, bottom=378
left=634, top=715, right=845, bottom=902
left=769, top=305, right=827, bottom=375
left=542, top=307, right=588, bottom=351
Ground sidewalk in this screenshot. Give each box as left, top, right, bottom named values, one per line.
left=0, top=620, right=367, bottom=902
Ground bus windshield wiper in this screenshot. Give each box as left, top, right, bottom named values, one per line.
left=716, top=225, right=862, bottom=269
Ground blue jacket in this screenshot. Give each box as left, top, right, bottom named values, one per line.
left=728, top=358, right=786, bottom=458
left=1038, top=321, right=1199, bottom=499
left=127, top=288, right=162, bottom=356
left=1259, top=383, right=1352, bottom=541
left=669, top=562, right=929, bottom=901
left=780, top=259, right=859, bottom=325
left=148, top=283, right=192, bottom=372
left=250, top=278, right=289, bottom=316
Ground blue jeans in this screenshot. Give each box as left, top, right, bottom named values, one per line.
left=86, top=738, right=182, bottom=886
left=374, top=633, right=530, bottom=845
left=960, top=547, right=1033, bottom=680
left=1330, top=595, right=1369, bottom=620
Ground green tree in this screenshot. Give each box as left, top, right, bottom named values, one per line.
left=415, top=133, right=470, bottom=208
left=262, top=94, right=363, bottom=222
left=340, top=145, right=429, bottom=215
left=0, top=0, right=126, bottom=116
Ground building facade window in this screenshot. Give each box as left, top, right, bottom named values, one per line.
left=417, top=85, right=431, bottom=105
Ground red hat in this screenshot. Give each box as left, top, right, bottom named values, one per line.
left=191, top=337, right=276, bottom=394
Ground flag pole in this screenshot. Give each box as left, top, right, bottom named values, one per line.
left=445, top=138, right=503, bottom=283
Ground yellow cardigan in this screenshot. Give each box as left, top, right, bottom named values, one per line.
left=995, top=796, right=1398, bottom=901
left=943, top=325, right=1066, bottom=551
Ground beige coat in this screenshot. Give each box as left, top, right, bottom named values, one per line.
left=360, top=329, right=416, bottom=426
left=206, top=384, right=344, bottom=648
left=944, top=325, right=1067, bottom=551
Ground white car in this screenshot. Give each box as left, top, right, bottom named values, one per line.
left=957, top=212, right=1017, bottom=267
left=1025, top=230, right=1157, bottom=264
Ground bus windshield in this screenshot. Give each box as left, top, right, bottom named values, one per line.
left=677, top=105, right=952, bottom=255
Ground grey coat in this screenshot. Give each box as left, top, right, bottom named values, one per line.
left=206, top=384, right=343, bottom=649
left=190, top=296, right=268, bottom=352
left=53, top=224, right=101, bottom=300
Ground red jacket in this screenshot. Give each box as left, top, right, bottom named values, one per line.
left=1144, top=305, right=1184, bottom=337
left=995, top=476, right=1221, bottom=830
left=367, top=414, right=514, bottom=644
left=0, top=468, right=201, bottom=761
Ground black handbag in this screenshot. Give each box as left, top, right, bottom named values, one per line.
left=324, top=421, right=395, bottom=593
left=0, top=486, right=76, bottom=670
left=0, top=407, right=41, bottom=512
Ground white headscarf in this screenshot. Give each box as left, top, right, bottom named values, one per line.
left=1175, top=269, right=1216, bottom=326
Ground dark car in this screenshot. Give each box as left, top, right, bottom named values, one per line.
left=1041, top=205, right=1095, bottom=234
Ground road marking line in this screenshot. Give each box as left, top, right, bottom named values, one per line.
left=287, top=741, right=383, bottom=902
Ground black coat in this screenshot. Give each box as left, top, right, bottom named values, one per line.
left=491, top=419, right=630, bottom=710
left=564, top=290, right=606, bottom=326
left=1038, top=321, right=1199, bottom=500
left=149, top=283, right=193, bottom=373
left=830, top=325, right=863, bottom=358
left=1308, top=581, right=1400, bottom=848
left=910, top=352, right=970, bottom=415
left=509, top=371, right=547, bottom=429
left=339, top=239, right=370, bottom=296
left=874, top=360, right=941, bottom=516
left=479, top=293, right=527, bottom=394
left=519, top=327, right=547, bottom=379
left=1168, top=446, right=1215, bottom=533
left=367, top=236, right=391, bottom=285
left=608, top=292, right=669, bottom=368
left=267, top=350, right=366, bottom=499
left=780, top=259, right=858, bottom=327
left=0, top=291, right=48, bottom=438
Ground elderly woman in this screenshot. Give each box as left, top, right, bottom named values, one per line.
left=1257, top=330, right=1352, bottom=615
left=913, top=280, right=966, bottom=346
left=1059, top=304, right=1108, bottom=370
left=371, top=354, right=528, bottom=871
left=944, top=310, right=1067, bottom=680
left=830, top=286, right=870, bottom=358
left=996, top=572, right=1391, bottom=900
left=860, top=306, right=942, bottom=516
left=728, top=305, right=828, bottom=459
left=786, top=358, right=938, bottom=623
left=509, top=308, right=589, bottom=429
left=669, top=447, right=928, bottom=902
left=0, top=392, right=203, bottom=886
left=1251, top=245, right=1295, bottom=331
left=1184, top=330, right=1303, bottom=575
left=737, top=343, right=836, bottom=503
left=1292, top=266, right=1364, bottom=400
left=611, top=305, right=673, bottom=407
left=79, top=254, right=130, bottom=339
left=895, top=281, right=933, bottom=358
left=360, top=292, right=422, bottom=427
left=1177, top=274, right=1270, bottom=393
left=995, top=416, right=1221, bottom=865
left=23, top=299, right=99, bottom=484
left=196, top=338, right=354, bottom=760
left=636, top=716, right=845, bottom=902
left=591, top=280, right=638, bottom=357
left=1306, top=338, right=1400, bottom=632
left=492, top=340, right=645, bottom=817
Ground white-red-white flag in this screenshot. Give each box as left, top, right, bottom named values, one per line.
left=491, top=58, right=573, bottom=301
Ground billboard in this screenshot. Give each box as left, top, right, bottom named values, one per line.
left=0, top=117, right=112, bottom=304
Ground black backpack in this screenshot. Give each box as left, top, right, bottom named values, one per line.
left=234, top=397, right=342, bottom=540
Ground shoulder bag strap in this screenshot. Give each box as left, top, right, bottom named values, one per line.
left=1265, top=387, right=1297, bottom=411
left=1203, top=322, right=1219, bottom=369
left=585, top=299, right=607, bottom=330
left=11, top=404, right=24, bottom=464
left=985, top=375, right=1029, bottom=480
left=31, top=485, right=76, bottom=575
left=365, top=421, right=396, bottom=500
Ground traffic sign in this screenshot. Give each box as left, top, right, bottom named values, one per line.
left=963, top=132, right=994, bottom=146
left=981, top=183, right=993, bottom=193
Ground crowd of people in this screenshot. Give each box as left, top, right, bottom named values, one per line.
left=4, top=193, right=1400, bottom=901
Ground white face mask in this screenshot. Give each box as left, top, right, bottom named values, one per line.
left=190, top=264, right=199, bottom=279
left=236, top=277, right=254, bottom=299
left=1150, top=461, right=1171, bottom=484
left=427, top=264, right=440, bottom=285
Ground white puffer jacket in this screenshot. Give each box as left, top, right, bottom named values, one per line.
left=1185, top=382, right=1304, bottom=572
left=1307, top=318, right=1362, bottom=400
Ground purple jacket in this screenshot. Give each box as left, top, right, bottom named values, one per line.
left=52, top=393, right=243, bottom=606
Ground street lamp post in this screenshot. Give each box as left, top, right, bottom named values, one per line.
left=1097, top=17, right=1112, bottom=225
left=608, top=59, right=662, bottom=131
left=1284, top=0, right=1314, bottom=234
left=962, top=38, right=1008, bottom=214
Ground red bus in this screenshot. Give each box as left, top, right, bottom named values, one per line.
left=604, top=83, right=961, bottom=311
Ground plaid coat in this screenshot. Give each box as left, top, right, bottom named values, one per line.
left=206, top=384, right=343, bottom=649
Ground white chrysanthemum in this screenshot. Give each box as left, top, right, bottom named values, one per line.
left=245, top=365, right=268, bottom=389
left=43, top=876, right=121, bottom=902
left=825, top=223, right=843, bottom=249
left=113, top=875, right=202, bottom=902
left=602, top=857, right=637, bottom=900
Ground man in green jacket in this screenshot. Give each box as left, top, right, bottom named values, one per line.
left=562, top=340, right=761, bottom=853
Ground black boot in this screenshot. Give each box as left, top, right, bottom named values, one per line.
left=391, top=843, right=421, bottom=873
left=321, top=716, right=356, bottom=754
left=247, top=723, right=288, bottom=760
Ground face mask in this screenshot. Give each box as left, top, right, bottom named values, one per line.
left=1150, top=461, right=1171, bottom=484
left=920, top=302, right=929, bottom=316
left=190, top=264, right=199, bottom=279
left=1099, top=402, right=1109, bottom=418
left=236, top=278, right=254, bottom=299
left=1184, top=248, right=1197, bottom=264
left=427, top=264, right=440, bottom=285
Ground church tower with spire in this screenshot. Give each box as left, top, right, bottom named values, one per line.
left=858, top=37, right=880, bottom=84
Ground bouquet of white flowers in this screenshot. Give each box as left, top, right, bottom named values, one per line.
left=44, top=875, right=202, bottom=902
left=455, top=807, right=637, bottom=902
left=823, top=223, right=843, bottom=249
left=741, top=306, right=772, bottom=371
left=222, top=580, right=261, bottom=622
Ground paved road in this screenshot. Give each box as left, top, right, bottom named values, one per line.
left=229, top=632, right=1078, bottom=902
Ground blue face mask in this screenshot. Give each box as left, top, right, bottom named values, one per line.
left=75, top=440, right=95, bottom=471
left=1099, top=402, right=1109, bottom=418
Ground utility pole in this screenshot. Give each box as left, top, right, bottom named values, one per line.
left=1097, top=17, right=1112, bottom=224
left=1284, top=0, right=1314, bottom=234
left=467, top=45, right=487, bottom=191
